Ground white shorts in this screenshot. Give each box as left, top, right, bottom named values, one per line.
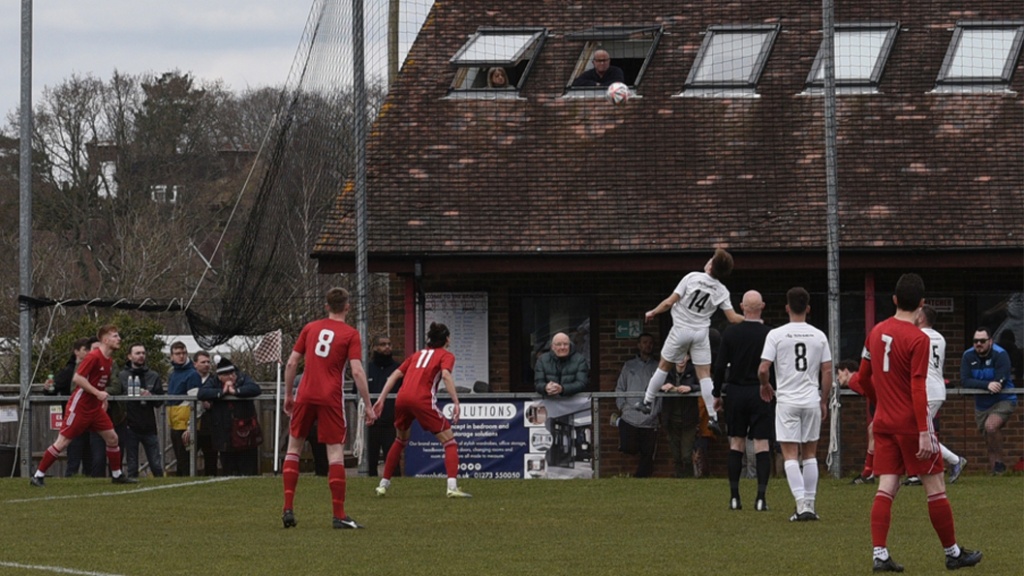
left=661, top=326, right=711, bottom=366
left=775, top=403, right=821, bottom=444
left=927, top=399, right=943, bottom=421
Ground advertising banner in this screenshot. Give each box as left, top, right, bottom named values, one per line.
left=405, top=395, right=594, bottom=479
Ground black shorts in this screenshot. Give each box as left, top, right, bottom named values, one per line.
left=723, top=385, right=774, bottom=441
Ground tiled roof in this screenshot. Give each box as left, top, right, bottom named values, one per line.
left=315, top=1, right=1024, bottom=265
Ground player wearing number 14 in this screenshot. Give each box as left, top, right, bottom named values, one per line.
left=281, top=287, right=376, bottom=530
left=637, top=249, right=743, bottom=435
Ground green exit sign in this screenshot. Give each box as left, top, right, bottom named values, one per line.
left=616, top=319, right=642, bottom=339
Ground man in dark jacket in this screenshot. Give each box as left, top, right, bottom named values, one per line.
left=534, top=332, right=589, bottom=397
left=197, top=357, right=262, bottom=476
left=365, top=335, right=401, bottom=477
left=117, top=344, right=165, bottom=479
left=43, top=337, right=96, bottom=476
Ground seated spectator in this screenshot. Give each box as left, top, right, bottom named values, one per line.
left=487, top=67, right=510, bottom=89
left=572, top=49, right=625, bottom=87
left=534, top=332, right=589, bottom=397
left=197, top=357, right=262, bottom=476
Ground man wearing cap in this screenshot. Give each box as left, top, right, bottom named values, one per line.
left=197, top=356, right=262, bottom=475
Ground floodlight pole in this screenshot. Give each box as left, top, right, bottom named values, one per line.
left=353, top=0, right=370, bottom=475
left=17, top=0, right=33, bottom=479
left=822, top=0, right=843, bottom=479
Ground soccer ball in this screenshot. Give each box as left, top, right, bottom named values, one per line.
left=605, top=82, right=630, bottom=105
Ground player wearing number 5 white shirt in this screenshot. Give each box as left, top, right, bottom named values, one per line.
left=911, top=304, right=966, bottom=484
left=638, top=249, right=743, bottom=436
left=281, top=287, right=376, bottom=530
left=758, top=287, right=832, bottom=521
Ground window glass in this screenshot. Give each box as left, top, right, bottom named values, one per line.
left=449, top=28, right=546, bottom=93
left=685, top=25, right=780, bottom=91
left=515, top=296, right=594, bottom=392
left=937, top=23, right=1024, bottom=84
left=565, top=26, right=663, bottom=91
left=808, top=24, right=898, bottom=86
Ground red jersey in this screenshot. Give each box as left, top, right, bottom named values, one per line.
left=293, top=318, right=362, bottom=407
left=396, top=347, right=455, bottom=405
left=69, top=348, right=114, bottom=413
left=856, top=316, right=931, bottom=435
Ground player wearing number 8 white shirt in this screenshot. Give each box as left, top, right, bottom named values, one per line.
left=638, top=249, right=743, bottom=435
left=758, top=287, right=832, bottom=521
left=912, top=304, right=966, bottom=484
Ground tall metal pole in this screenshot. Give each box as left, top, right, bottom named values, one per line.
left=18, top=0, right=34, bottom=478
left=822, top=0, right=843, bottom=479
left=387, top=0, right=399, bottom=86
left=352, top=0, right=370, bottom=475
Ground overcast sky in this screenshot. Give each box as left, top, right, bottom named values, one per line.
left=1, top=1, right=433, bottom=123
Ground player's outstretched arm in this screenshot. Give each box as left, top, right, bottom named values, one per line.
left=373, top=368, right=404, bottom=417
left=646, top=293, right=681, bottom=322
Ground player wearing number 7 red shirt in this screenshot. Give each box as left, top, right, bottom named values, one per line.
left=281, top=287, right=375, bottom=530
left=637, top=249, right=743, bottom=435
left=854, top=273, right=981, bottom=572
left=372, top=322, right=471, bottom=498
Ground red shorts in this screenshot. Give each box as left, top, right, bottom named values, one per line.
left=61, top=405, right=113, bottom=439
left=289, top=402, right=347, bottom=445
left=873, top=431, right=943, bottom=477
left=394, top=396, right=450, bottom=435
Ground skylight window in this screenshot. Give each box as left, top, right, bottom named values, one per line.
left=807, top=23, right=899, bottom=88
left=449, top=28, right=547, bottom=94
left=565, top=26, right=663, bottom=94
left=936, top=22, right=1024, bottom=86
left=684, top=24, right=780, bottom=93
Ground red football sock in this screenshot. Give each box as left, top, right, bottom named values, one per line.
left=328, top=462, right=346, bottom=519
left=282, top=452, right=300, bottom=511
left=862, top=451, right=874, bottom=477
left=443, top=439, right=459, bottom=479
left=37, top=445, right=60, bottom=474
left=382, top=438, right=406, bottom=481
left=927, top=492, right=957, bottom=548
left=106, top=445, right=122, bottom=473
left=870, top=489, right=894, bottom=547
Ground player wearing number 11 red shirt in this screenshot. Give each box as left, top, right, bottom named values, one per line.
left=372, top=322, right=471, bottom=498
left=855, top=273, right=981, bottom=572
left=281, top=287, right=375, bottom=530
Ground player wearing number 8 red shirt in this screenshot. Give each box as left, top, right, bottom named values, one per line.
left=372, top=322, right=471, bottom=498
left=281, top=287, right=375, bottom=530
left=638, top=249, right=743, bottom=434
left=855, top=273, right=981, bottom=572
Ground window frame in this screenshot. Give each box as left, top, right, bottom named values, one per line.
left=448, top=27, right=548, bottom=96
left=806, top=22, right=899, bottom=89
left=564, top=25, right=664, bottom=94
left=683, top=24, right=781, bottom=93
left=510, top=294, right=598, bottom=394
left=936, top=21, right=1024, bottom=86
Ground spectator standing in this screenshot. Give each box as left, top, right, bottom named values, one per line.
left=758, top=287, right=832, bottom=521
left=855, top=273, right=981, bottom=572
left=30, top=325, right=136, bottom=486
left=197, top=357, right=262, bottom=476
left=572, top=49, right=626, bottom=87
left=167, top=341, right=201, bottom=476
left=117, top=344, right=165, bottom=479
left=638, top=249, right=743, bottom=436
left=661, top=358, right=700, bottom=478
left=905, top=305, right=966, bottom=485
left=713, top=290, right=773, bottom=511
left=192, top=351, right=219, bottom=476
left=281, top=287, right=376, bottom=529
left=366, top=335, right=401, bottom=477
left=959, top=326, right=1017, bottom=475
left=615, top=333, right=660, bottom=478
left=534, top=332, right=589, bottom=397
left=43, top=337, right=96, bottom=476
left=373, top=322, right=471, bottom=499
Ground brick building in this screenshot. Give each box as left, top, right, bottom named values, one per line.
left=313, top=2, right=1024, bottom=477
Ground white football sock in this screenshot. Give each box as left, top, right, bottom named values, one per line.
left=643, top=369, right=669, bottom=403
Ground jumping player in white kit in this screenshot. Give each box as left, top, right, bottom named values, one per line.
left=636, top=249, right=742, bottom=434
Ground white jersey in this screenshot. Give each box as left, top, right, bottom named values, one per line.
left=921, top=326, right=947, bottom=402
left=761, top=321, right=832, bottom=407
left=669, top=272, right=733, bottom=330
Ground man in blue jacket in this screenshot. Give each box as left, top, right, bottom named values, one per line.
left=960, top=327, right=1017, bottom=475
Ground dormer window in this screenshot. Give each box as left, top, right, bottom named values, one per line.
left=806, top=22, right=899, bottom=93
left=935, top=21, right=1024, bottom=92
left=565, top=26, right=663, bottom=96
left=449, top=28, right=547, bottom=98
left=681, top=24, right=780, bottom=97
